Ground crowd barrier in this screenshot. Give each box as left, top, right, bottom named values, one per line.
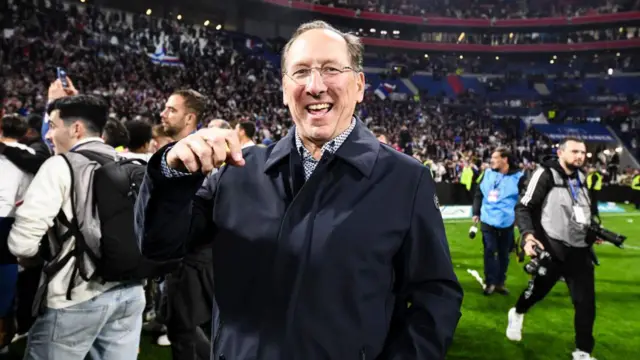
left=436, top=183, right=637, bottom=220
left=359, top=38, right=640, bottom=52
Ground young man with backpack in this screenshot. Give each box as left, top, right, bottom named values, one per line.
left=7, top=95, right=171, bottom=359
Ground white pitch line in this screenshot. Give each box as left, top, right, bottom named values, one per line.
left=602, top=242, right=640, bottom=250
left=443, top=211, right=640, bottom=224
left=466, top=269, right=486, bottom=290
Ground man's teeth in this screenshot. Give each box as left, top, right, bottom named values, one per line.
left=307, top=103, right=331, bottom=110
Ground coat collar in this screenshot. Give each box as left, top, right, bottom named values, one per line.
left=264, top=118, right=379, bottom=178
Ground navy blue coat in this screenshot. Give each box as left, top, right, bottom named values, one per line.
left=135, top=120, right=463, bottom=360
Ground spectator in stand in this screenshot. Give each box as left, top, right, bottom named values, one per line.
left=102, top=118, right=130, bottom=151
left=236, top=120, right=256, bottom=149
left=371, top=126, right=389, bottom=144
left=124, top=120, right=153, bottom=154
left=151, top=125, right=173, bottom=153
left=208, top=119, right=232, bottom=129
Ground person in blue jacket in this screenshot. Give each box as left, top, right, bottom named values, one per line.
left=472, top=147, right=526, bottom=295
left=135, top=20, right=463, bottom=360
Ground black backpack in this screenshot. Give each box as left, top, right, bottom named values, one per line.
left=41, top=150, right=180, bottom=302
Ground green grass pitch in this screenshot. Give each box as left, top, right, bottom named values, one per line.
left=8, top=206, right=639, bottom=360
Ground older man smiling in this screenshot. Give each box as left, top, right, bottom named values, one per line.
left=135, top=20, right=463, bottom=360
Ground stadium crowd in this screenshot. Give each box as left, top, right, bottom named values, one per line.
left=303, top=0, right=636, bottom=19
left=2, top=0, right=636, bottom=185
left=1, top=0, right=640, bottom=359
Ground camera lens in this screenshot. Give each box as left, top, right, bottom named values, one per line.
left=469, top=225, right=478, bottom=239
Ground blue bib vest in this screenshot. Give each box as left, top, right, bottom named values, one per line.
left=479, top=169, right=523, bottom=229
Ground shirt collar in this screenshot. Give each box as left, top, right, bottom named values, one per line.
left=294, top=118, right=356, bottom=161
left=265, top=117, right=380, bottom=178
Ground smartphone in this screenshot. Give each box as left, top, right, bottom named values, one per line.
left=57, top=67, right=69, bottom=88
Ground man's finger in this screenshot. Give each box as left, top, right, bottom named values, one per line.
left=210, top=140, right=228, bottom=168
left=177, top=144, right=200, bottom=173
left=186, top=137, right=213, bottom=173
left=224, top=131, right=244, bottom=165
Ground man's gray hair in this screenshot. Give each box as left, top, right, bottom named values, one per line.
left=281, top=20, right=364, bottom=73
left=208, top=119, right=232, bottom=129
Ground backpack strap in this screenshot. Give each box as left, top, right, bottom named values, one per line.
left=74, top=149, right=114, bottom=166
left=53, top=154, right=101, bottom=300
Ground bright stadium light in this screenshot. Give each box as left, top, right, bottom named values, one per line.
left=370, top=28, right=376, bottom=33
left=177, top=14, right=182, bottom=20
left=145, top=9, right=152, bottom=16
left=216, top=24, right=222, bottom=30
left=608, top=68, right=613, bottom=75
left=204, top=20, right=210, bottom=26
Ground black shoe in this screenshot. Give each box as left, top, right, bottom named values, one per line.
left=483, top=285, right=495, bottom=296
left=495, top=285, right=510, bottom=295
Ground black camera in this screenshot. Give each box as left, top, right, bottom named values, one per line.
left=524, top=246, right=552, bottom=276
left=469, top=225, right=478, bottom=239
left=587, top=223, right=627, bottom=248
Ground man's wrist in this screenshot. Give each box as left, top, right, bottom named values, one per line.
left=160, top=146, right=191, bottom=178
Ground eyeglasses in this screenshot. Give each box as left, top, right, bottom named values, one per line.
left=283, top=66, right=357, bottom=85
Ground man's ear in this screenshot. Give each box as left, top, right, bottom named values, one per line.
left=355, top=71, right=365, bottom=103
left=282, top=82, right=288, bottom=106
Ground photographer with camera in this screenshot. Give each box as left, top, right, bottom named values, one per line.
left=505, top=137, right=600, bottom=360
left=471, top=147, right=525, bottom=295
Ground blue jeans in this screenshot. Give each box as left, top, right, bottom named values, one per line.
left=481, top=226, right=514, bottom=286
left=23, top=283, right=145, bottom=360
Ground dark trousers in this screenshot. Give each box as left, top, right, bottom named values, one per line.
left=515, top=246, right=595, bottom=353
left=15, top=266, right=41, bottom=334
left=481, top=225, right=514, bottom=286
left=167, top=323, right=211, bottom=360
left=161, top=247, right=214, bottom=360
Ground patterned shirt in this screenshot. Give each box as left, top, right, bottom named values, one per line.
left=295, top=118, right=356, bottom=180
left=161, top=118, right=356, bottom=179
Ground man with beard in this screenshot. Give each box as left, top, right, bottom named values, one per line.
left=506, top=137, right=599, bottom=360
left=160, top=90, right=205, bottom=141
left=157, top=89, right=214, bottom=360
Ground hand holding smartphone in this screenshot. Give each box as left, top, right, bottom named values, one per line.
left=56, top=67, right=69, bottom=88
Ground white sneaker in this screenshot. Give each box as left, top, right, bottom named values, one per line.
left=572, top=350, right=596, bottom=360
left=506, top=307, right=524, bottom=341
left=157, top=334, right=171, bottom=346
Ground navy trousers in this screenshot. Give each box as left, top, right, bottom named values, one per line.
left=481, top=225, right=514, bottom=286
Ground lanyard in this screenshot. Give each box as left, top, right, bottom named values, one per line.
left=493, top=174, right=504, bottom=190
left=568, top=176, right=581, bottom=203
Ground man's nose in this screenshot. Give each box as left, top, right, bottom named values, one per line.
left=305, top=70, right=328, bottom=96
